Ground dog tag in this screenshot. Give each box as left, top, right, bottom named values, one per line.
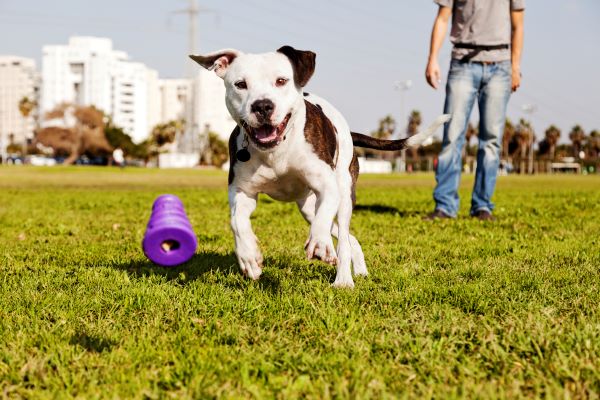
left=236, top=148, right=251, bottom=162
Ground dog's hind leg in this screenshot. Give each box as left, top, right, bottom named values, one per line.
left=229, top=188, right=262, bottom=280
left=332, top=172, right=355, bottom=288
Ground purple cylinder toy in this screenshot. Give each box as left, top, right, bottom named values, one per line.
left=142, top=194, right=197, bottom=266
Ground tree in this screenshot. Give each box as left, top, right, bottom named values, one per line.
left=586, top=130, right=600, bottom=159
left=502, top=118, right=515, bottom=159
left=371, top=115, right=396, bottom=140
left=151, top=120, right=184, bottom=147
left=569, top=125, right=586, bottom=158
left=18, top=96, right=36, bottom=118
left=199, top=132, right=228, bottom=168
left=406, top=110, right=422, bottom=137
left=104, top=118, right=147, bottom=160
left=35, top=104, right=112, bottom=164
left=510, top=118, right=534, bottom=173
left=464, top=122, right=478, bottom=157
left=368, top=115, right=397, bottom=159
left=406, top=110, right=421, bottom=159
left=538, top=125, right=561, bottom=160
left=18, top=96, right=37, bottom=155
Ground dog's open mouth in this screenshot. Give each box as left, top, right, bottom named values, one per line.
left=241, top=114, right=291, bottom=148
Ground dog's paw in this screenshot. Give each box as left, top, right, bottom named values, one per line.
left=332, top=274, right=355, bottom=289
left=236, top=250, right=263, bottom=280
left=352, top=256, right=368, bottom=277
left=305, top=235, right=338, bottom=266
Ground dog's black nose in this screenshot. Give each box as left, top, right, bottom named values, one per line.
left=251, top=99, right=275, bottom=120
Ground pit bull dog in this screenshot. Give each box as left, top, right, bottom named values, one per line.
left=190, top=46, right=450, bottom=288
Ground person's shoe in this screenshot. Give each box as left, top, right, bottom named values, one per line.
left=423, top=209, right=453, bottom=221
left=472, top=209, right=496, bottom=221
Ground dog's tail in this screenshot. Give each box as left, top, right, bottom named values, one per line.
left=351, top=114, right=451, bottom=151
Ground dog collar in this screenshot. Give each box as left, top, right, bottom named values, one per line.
left=236, top=133, right=251, bottom=162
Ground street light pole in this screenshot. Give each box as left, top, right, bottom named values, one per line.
left=394, top=79, right=413, bottom=138
left=393, top=80, right=412, bottom=172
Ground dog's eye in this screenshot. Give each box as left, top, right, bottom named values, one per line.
left=234, top=80, right=247, bottom=90
left=275, top=78, right=288, bottom=87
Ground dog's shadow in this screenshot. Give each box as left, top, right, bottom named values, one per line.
left=113, top=251, right=238, bottom=282
left=354, top=203, right=420, bottom=218
left=110, top=250, right=334, bottom=293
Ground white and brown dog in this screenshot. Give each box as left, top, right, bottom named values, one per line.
left=190, top=46, right=450, bottom=288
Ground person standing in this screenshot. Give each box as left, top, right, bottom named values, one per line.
left=425, top=0, right=525, bottom=221
left=112, top=147, right=125, bottom=168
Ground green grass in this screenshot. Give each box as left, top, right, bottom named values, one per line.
left=1, top=166, right=599, bottom=399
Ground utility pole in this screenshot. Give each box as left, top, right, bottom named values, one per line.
left=171, top=1, right=199, bottom=155
left=171, top=0, right=215, bottom=156
left=172, top=0, right=199, bottom=79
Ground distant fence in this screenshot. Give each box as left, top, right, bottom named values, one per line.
left=358, top=156, right=600, bottom=175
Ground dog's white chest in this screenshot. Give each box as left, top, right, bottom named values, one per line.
left=238, top=159, right=310, bottom=202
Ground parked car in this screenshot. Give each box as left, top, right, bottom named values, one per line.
left=26, top=155, right=57, bottom=166
left=5, top=154, right=24, bottom=165
left=75, top=155, right=109, bottom=166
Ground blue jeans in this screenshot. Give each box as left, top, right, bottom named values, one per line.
left=434, top=60, right=512, bottom=217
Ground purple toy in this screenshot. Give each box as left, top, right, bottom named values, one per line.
left=142, top=194, right=197, bottom=267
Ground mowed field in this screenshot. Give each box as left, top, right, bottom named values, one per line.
left=1, top=166, right=599, bottom=399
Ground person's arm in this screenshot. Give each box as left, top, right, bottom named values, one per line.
left=425, top=6, right=452, bottom=89
left=510, top=10, right=524, bottom=92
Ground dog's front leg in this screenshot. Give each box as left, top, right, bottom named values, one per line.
left=305, top=172, right=339, bottom=266
left=229, top=187, right=262, bottom=279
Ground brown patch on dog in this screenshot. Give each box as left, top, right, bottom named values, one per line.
left=349, top=152, right=359, bottom=207
left=277, top=46, right=316, bottom=87
left=304, top=101, right=337, bottom=168
left=228, top=125, right=241, bottom=185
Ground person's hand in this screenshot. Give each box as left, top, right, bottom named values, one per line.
left=426, top=58, right=442, bottom=89
left=512, top=65, right=521, bottom=92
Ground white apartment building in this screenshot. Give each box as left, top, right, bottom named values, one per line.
left=40, top=36, right=234, bottom=151
left=194, top=68, right=235, bottom=141
left=158, top=78, right=191, bottom=123
left=0, top=56, right=39, bottom=156
left=159, top=71, right=234, bottom=153
left=42, top=36, right=158, bottom=143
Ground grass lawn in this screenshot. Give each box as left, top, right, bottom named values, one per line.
left=1, top=166, right=599, bottom=399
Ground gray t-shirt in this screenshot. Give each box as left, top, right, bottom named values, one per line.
left=435, top=0, right=525, bottom=62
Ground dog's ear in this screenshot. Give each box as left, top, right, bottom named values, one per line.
left=189, top=49, right=241, bottom=79
left=277, top=45, right=316, bottom=87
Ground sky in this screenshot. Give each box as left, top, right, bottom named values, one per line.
left=1, top=0, right=599, bottom=143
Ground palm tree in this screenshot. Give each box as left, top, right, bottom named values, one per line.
left=406, top=110, right=422, bottom=137
left=406, top=110, right=422, bottom=159
left=371, top=115, right=396, bottom=140
left=539, top=125, right=561, bottom=160
left=370, top=115, right=396, bottom=160
left=502, top=118, right=515, bottom=159
left=513, top=119, right=533, bottom=173
left=464, top=122, right=478, bottom=157
left=18, top=96, right=37, bottom=155
left=151, top=120, right=185, bottom=148
left=586, top=130, right=600, bottom=159
left=569, top=125, right=586, bottom=158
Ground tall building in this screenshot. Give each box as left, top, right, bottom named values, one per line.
left=158, top=79, right=192, bottom=123
left=41, top=36, right=158, bottom=143
left=194, top=68, right=235, bottom=142
left=160, top=71, right=234, bottom=154
left=0, top=56, right=39, bottom=157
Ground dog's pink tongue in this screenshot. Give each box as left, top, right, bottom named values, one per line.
left=255, top=126, right=278, bottom=142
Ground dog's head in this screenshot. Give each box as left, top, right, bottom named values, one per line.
left=190, top=46, right=315, bottom=150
